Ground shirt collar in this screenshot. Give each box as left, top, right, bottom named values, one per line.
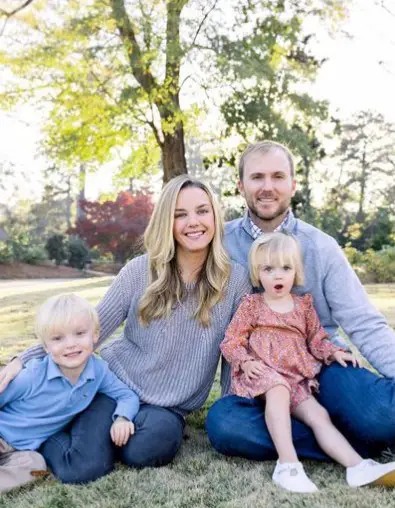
left=46, top=355, right=96, bottom=382
left=248, top=210, right=293, bottom=239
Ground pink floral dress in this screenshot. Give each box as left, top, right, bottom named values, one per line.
left=221, top=293, right=344, bottom=410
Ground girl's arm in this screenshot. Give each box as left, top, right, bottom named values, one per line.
left=220, top=295, right=257, bottom=372
left=304, top=294, right=345, bottom=363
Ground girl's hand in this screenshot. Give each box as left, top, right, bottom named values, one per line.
left=110, top=417, right=135, bottom=447
left=0, top=358, right=23, bottom=393
left=332, top=351, right=361, bottom=368
left=241, top=360, right=266, bottom=381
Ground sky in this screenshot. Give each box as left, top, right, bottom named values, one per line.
left=0, top=0, right=394, bottom=203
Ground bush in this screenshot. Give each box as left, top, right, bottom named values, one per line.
left=0, top=242, right=13, bottom=264
left=21, top=245, right=48, bottom=265
left=67, top=236, right=91, bottom=269
left=45, top=234, right=68, bottom=265
left=349, top=247, right=395, bottom=283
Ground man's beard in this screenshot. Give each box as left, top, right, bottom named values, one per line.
left=249, top=199, right=290, bottom=223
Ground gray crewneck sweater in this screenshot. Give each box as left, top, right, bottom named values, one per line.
left=19, top=255, right=251, bottom=415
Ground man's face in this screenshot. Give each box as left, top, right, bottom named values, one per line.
left=238, top=150, right=296, bottom=230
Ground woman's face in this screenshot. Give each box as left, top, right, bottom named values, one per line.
left=173, top=186, right=215, bottom=256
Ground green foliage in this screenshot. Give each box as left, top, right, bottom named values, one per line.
left=45, top=234, right=68, bottom=265
left=345, top=247, right=395, bottom=284
left=0, top=0, right=349, bottom=185
left=67, top=236, right=91, bottom=269
left=0, top=232, right=48, bottom=265
left=0, top=242, right=13, bottom=264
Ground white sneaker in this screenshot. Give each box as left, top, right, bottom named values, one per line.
left=347, top=459, right=395, bottom=487
left=272, top=460, right=318, bottom=493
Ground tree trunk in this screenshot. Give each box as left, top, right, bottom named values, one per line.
left=161, top=123, right=187, bottom=183
left=76, top=164, right=86, bottom=221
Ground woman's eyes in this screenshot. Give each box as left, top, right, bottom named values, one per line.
left=174, top=208, right=209, bottom=218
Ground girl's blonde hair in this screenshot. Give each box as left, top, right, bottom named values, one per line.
left=138, top=175, right=230, bottom=327
left=248, top=232, right=304, bottom=288
left=35, top=293, right=99, bottom=343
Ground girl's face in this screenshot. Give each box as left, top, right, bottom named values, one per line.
left=173, top=186, right=215, bottom=256
left=258, top=255, right=295, bottom=300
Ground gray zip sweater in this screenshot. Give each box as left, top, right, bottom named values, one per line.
left=19, top=255, right=251, bottom=415
left=225, top=212, right=395, bottom=379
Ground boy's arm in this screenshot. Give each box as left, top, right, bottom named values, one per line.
left=322, top=239, right=395, bottom=378
left=98, top=363, right=140, bottom=422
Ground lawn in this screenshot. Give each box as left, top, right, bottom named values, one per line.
left=1, top=279, right=395, bottom=508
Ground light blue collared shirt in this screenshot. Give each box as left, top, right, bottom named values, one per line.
left=0, top=355, right=139, bottom=450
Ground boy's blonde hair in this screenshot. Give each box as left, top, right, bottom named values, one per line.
left=35, top=293, right=99, bottom=343
left=248, top=232, right=304, bottom=288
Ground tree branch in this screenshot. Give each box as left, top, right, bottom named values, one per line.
left=0, top=0, right=35, bottom=17
left=188, top=0, right=219, bottom=50
left=109, top=0, right=157, bottom=94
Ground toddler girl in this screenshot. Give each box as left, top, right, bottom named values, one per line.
left=221, top=232, right=395, bottom=493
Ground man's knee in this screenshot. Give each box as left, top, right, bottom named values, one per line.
left=206, top=399, right=236, bottom=452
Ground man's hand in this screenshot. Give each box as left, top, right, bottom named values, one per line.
left=332, top=350, right=361, bottom=368
left=110, top=417, right=135, bottom=447
left=0, top=358, right=23, bottom=393
left=241, top=360, right=266, bottom=381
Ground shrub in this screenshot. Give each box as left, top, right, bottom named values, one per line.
left=67, top=236, right=91, bottom=269
left=45, top=234, right=68, bottom=265
left=0, top=243, right=13, bottom=264
left=21, top=245, right=48, bottom=265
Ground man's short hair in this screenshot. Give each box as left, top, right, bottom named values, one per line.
left=238, top=140, right=295, bottom=180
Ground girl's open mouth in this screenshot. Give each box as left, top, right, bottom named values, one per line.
left=274, top=284, right=283, bottom=290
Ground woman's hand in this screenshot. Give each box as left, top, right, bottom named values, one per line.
left=0, top=358, right=23, bottom=393
left=110, top=417, right=135, bottom=447
left=241, top=360, right=266, bottom=381
left=332, top=350, right=361, bottom=368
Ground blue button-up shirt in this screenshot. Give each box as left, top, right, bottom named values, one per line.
left=0, top=355, right=139, bottom=450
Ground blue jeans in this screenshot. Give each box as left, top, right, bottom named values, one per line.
left=40, top=394, right=185, bottom=484
left=206, top=364, right=395, bottom=461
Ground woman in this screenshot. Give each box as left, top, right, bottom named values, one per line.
left=0, top=175, right=251, bottom=483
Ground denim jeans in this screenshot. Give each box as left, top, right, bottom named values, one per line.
left=40, top=394, right=185, bottom=484
left=206, top=364, right=395, bottom=461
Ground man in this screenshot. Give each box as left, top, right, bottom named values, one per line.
left=207, top=140, right=395, bottom=461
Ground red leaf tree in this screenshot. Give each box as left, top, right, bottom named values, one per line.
left=71, top=191, right=154, bottom=263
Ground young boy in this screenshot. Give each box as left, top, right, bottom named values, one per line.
left=0, top=293, right=140, bottom=493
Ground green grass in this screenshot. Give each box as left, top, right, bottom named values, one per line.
left=1, top=280, right=395, bottom=507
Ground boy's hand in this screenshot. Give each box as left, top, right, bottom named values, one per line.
left=332, top=351, right=361, bottom=368
left=0, top=358, right=23, bottom=393
left=241, top=360, right=266, bottom=381
left=110, top=417, right=135, bottom=447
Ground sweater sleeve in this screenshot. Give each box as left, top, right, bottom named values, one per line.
left=220, top=295, right=257, bottom=372
left=321, top=239, right=395, bottom=377
left=304, top=294, right=344, bottom=364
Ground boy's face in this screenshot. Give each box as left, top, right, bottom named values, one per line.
left=44, top=315, right=98, bottom=380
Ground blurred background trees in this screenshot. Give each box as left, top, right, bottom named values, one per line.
left=1, top=0, right=395, bottom=280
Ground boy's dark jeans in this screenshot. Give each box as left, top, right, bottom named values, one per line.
left=40, top=394, right=184, bottom=484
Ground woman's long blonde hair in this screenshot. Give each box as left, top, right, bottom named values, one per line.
left=138, top=175, right=230, bottom=327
